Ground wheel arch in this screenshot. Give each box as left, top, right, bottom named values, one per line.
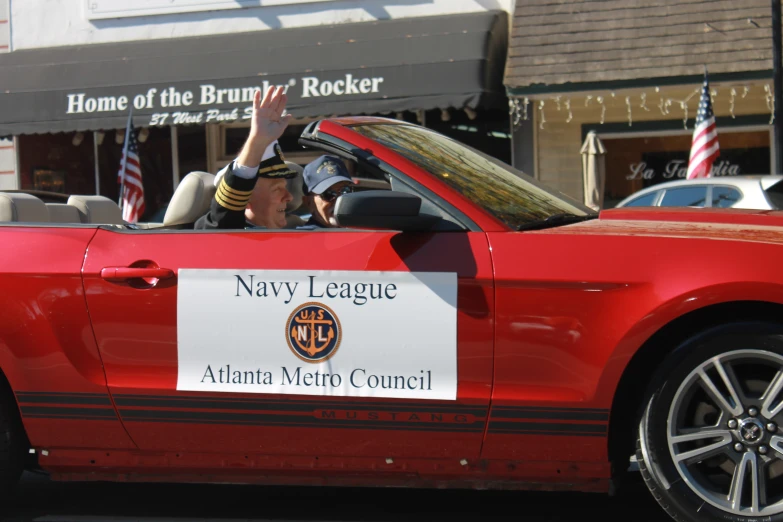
left=607, top=300, right=783, bottom=482
left=0, top=363, right=34, bottom=474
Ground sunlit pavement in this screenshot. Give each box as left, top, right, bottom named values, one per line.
left=1, top=471, right=671, bottom=522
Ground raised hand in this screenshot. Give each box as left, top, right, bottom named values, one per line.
left=251, top=85, right=292, bottom=143
left=238, top=86, right=293, bottom=167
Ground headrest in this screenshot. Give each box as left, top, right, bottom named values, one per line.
left=285, top=214, right=306, bottom=228
left=46, top=203, right=82, bottom=223
left=0, top=193, right=49, bottom=222
left=285, top=161, right=305, bottom=212
left=67, top=195, right=124, bottom=224
left=164, top=171, right=216, bottom=226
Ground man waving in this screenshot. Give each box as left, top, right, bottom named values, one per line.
left=195, top=86, right=298, bottom=230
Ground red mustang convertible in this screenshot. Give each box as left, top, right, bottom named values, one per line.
left=2, top=117, right=783, bottom=522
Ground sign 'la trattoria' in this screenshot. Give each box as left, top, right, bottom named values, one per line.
left=64, top=73, right=385, bottom=126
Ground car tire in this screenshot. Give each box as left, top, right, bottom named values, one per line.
left=0, top=392, right=26, bottom=501
left=637, top=323, right=783, bottom=522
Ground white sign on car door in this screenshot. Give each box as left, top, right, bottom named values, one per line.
left=177, top=269, right=458, bottom=400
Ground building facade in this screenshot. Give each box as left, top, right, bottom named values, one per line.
left=505, top=0, right=779, bottom=208
left=0, top=0, right=514, bottom=220
left=0, top=0, right=14, bottom=191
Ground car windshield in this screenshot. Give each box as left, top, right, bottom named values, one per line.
left=349, top=123, right=594, bottom=230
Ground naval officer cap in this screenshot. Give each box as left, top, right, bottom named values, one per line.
left=214, top=140, right=298, bottom=186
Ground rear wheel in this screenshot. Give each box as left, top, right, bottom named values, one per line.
left=638, top=327, right=783, bottom=522
left=0, top=391, right=26, bottom=500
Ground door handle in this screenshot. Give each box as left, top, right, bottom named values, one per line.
left=100, top=267, right=175, bottom=281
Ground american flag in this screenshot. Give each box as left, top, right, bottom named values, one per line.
left=686, top=72, right=720, bottom=179
left=117, top=126, right=145, bottom=223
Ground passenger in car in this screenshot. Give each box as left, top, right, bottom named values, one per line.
left=298, top=155, right=355, bottom=229
left=195, top=86, right=298, bottom=230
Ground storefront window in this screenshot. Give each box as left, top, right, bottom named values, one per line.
left=19, top=128, right=174, bottom=221
left=602, top=130, right=771, bottom=208
left=97, top=127, right=173, bottom=221
left=177, top=125, right=207, bottom=176
left=19, top=132, right=96, bottom=195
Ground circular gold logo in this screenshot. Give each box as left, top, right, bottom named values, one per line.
left=286, top=302, right=341, bottom=363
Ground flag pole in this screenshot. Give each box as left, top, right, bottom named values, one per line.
left=118, top=106, right=134, bottom=207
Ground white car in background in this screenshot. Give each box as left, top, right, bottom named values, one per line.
left=615, top=175, right=783, bottom=210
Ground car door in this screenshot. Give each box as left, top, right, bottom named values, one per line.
left=0, top=225, right=136, bottom=452
left=82, top=219, right=494, bottom=459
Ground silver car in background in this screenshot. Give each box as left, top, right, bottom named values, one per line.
left=615, top=175, right=783, bottom=210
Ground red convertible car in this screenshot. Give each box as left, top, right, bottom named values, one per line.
left=2, top=117, right=783, bottom=522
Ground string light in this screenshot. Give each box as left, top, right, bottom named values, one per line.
left=597, top=96, right=606, bottom=124
left=507, top=82, right=761, bottom=131
left=680, top=101, right=689, bottom=129
left=640, top=93, right=650, bottom=111
left=765, top=84, right=775, bottom=123
left=508, top=98, right=531, bottom=126
left=508, top=99, right=520, bottom=125
left=729, top=88, right=737, bottom=118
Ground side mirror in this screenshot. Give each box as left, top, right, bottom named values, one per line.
left=334, top=190, right=442, bottom=232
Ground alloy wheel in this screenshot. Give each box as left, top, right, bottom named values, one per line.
left=668, top=349, right=783, bottom=516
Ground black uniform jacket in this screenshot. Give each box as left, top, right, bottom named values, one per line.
left=194, top=162, right=263, bottom=230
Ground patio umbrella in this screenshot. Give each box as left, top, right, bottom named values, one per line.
left=580, top=131, right=607, bottom=211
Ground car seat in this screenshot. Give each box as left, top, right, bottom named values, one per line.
left=0, top=192, right=49, bottom=222
left=46, top=203, right=82, bottom=223
left=163, top=171, right=216, bottom=227
left=67, top=195, right=124, bottom=225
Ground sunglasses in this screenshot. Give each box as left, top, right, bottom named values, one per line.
left=318, top=185, right=354, bottom=203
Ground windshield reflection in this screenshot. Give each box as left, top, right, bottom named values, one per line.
left=351, top=123, right=593, bottom=230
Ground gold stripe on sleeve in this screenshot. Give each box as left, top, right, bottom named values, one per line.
left=220, top=182, right=254, bottom=198
left=217, top=185, right=249, bottom=207
left=215, top=189, right=248, bottom=211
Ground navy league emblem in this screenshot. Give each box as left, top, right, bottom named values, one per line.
left=286, top=302, right=342, bottom=363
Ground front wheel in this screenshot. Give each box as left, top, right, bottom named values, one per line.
left=637, top=328, right=783, bottom=522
